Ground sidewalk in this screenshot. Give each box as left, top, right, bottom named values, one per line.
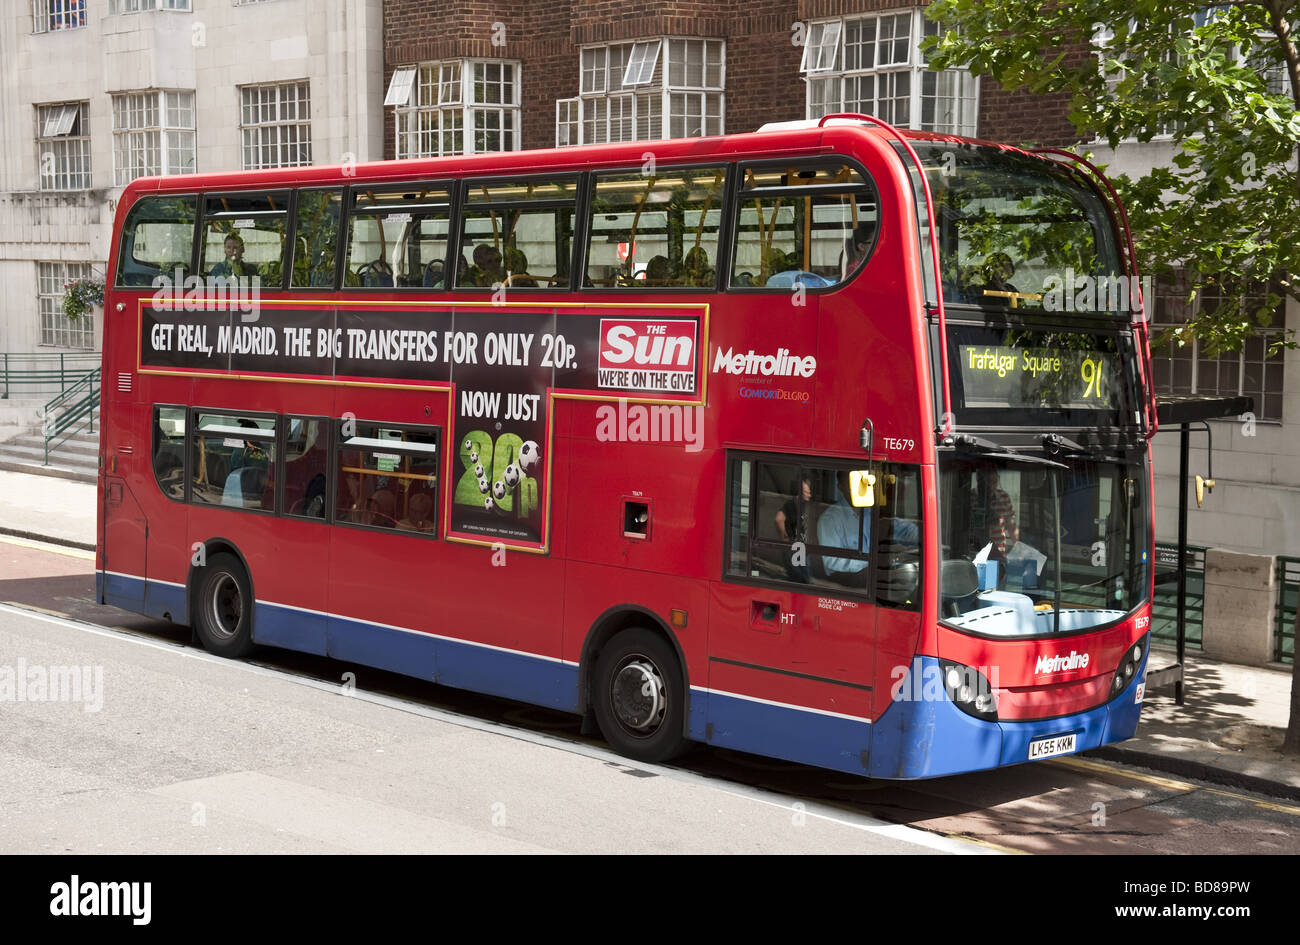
left=0, top=468, right=95, bottom=549
left=0, top=468, right=1296, bottom=796
left=1093, top=650, right=1300, bottom=799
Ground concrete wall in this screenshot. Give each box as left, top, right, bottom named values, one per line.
left=0, top=0, right=384, bottom=354
left=1202, top=548, right=1279, bottom=666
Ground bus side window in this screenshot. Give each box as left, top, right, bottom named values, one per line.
left=283, top=416, right=329, bottom=519
left=114, top=195, right=197, bottom=288
left=586, top=166, right=728, bottom=288
left=730, top=164, right=879, bottom=291
left=199, top=191, right=291, bottom=288
left=189, top=412, right=277, bottom=511
left=346, top=186, right=452, bottom=289
left=151, top=405, right=187, bottom=501
left=292, top=190, right=343, bottom=288
left=458, top=177, right=578, bottom=289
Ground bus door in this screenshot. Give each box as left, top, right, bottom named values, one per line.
left=709, top=457, right=881, bottom=767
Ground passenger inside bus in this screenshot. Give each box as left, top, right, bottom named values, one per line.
left=210, top=234, right=259, bottom=280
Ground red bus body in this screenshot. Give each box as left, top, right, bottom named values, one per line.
left=97, top=118, right=1155, bottom=778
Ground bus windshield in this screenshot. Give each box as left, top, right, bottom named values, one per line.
left=909, top=141, right=1124, bottom=315
left=938, top=453, right=1149, bottom=637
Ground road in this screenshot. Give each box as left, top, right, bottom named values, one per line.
left=1, top=535, right=1297, bottom=854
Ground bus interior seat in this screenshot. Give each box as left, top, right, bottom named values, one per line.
left=358, top=260, right=394, bottom=287
left=940, top=558, right=980, bottom=617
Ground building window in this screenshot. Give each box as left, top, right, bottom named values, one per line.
left=33, top=0, right=85, bottom=32
left=556, top=37, right=723, bottom=146
left=240, top=81, right=312, bottom=169
left=112, top=90, right=196, bottom=185
left=804, top=11, right=977, bottom=136
left=37, top=262, right=95, bottom=349
left=1151, top=273, right=1285, bottom=422
left=114, top=0, right=191, bottom=12
left=388, top=60, right=520, bottom=157
left=37, top=102, right=91, bottom=190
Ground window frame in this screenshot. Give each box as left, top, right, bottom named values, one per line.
left=197, top=189, right=294, bottom=291
left=288, top=186, right=346, bottom=292
left=392, top=58, right=522, bottom=158
left=238, top=80, right=313, bottom=171
left=331, top=418, right=443, bottom=539
left=803, top=10, right=978, bottom=137
left=725, top=156, right=882, bottom=295
left=342, top=180, right=457, bottom=292
left=456, top=172, right=581, bottom=292
left=36, top=100, right=92, bottom=191
left=37, top=260, right=94, bottom=349
left=188, top=407, right=280, bottom=515
left=724, top=450, right=925, bottom=607
left=152, top=403, right=190, bottom=504
left=111, top=88, right=197, bottom=185
left=279, top=414, right=333, bottom=522
left=579, top=161, right=734, bottom=293
left=33, top=0, right=86, bottom=32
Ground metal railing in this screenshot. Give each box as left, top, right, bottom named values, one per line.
left=41, top=367, right=99, bottom=464
left=1151, top=542, right=1206, bottom=650
left=0, top=352, right=99, bottom=399
left=1276, top=556, right=1299, bottom=665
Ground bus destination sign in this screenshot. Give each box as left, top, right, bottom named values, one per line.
left=958, top=344, right=1119, bottom=411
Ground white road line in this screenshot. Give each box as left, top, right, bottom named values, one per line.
left=0, top=601, right=994, bottom=855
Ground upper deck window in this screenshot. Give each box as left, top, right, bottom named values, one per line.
left=346, top=186, right=451, bottom=289
left=457, top=177, right=577, bottom=289
left=115, top=195, right=197, bottom=287
left=909, top=142, right=1124, bottom=316
left=730, top=163, right=879, bottom=290
left=586, top=166, right=728, bottom=288
left=199, top=192, right=291, bottom=288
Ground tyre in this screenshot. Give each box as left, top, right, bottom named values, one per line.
left=192, top=552, right=255, bottom=658
left=592, top=628, right=687, bottom=763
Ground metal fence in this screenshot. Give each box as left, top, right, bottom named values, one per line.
left=1151, top=542, right=1205, bottom=649
left=0, top=352, right=100, bottom=399
left=1276, top=556, right=1299, bottom=665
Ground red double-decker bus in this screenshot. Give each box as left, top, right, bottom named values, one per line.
left=99, top=114, right=1156, bottom=778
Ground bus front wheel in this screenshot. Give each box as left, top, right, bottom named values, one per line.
left=592, top=628, right=687, bottom=763
left=192, top=553, right=255, bottom=659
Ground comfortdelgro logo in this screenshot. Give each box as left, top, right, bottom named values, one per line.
left=712, top=346, right=817, bottom=377
left=1035, top=651, right=1090, bottom=674
left=739, top=385, right=810, bottom=404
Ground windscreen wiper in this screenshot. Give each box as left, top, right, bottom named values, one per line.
left=951, top=434, right=1068, bottom=469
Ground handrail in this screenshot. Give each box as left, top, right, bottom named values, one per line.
left=817, top=112, right=954, bottom=439
left=0, top=352, right=100, bottom=399
left=42, top=367, right=100, bottom=465
left=1032, top=147, right=1159, bottom=440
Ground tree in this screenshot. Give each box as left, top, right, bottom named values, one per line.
left=925, top=1, right=1300, bottom=354
left=925, top=0, right=1300, bottom=756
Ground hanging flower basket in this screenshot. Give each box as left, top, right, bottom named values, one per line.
left=63, top=277, right=105, bottom=321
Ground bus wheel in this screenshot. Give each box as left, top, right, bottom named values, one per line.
left=593, top=628, right=686, bottom=763
left=192, top=553, right=255, bottom=658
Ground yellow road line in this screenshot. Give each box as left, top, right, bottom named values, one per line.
left=1050, top=755, right=1196, bottom=792
left=3, top=601, right=70, bottom=618
left=1050, top=755, right=1300, bottom=816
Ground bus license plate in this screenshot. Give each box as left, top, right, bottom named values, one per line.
left=1028, top=733, right=1076, bottom=760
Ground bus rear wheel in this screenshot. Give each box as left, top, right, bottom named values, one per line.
left=192, top=553, right=255, bottom=658
left=592, top=628, right=687, bottom=763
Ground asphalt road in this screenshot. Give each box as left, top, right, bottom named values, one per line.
left=1, top=535, right=1297, bottom=855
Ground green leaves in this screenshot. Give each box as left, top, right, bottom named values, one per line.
left=926, top=0, right=1300, bottom=352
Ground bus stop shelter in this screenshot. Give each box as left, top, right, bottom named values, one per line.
left=1146, top=394, right=1253, bottom=705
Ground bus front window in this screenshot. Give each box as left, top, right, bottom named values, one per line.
left=938, top=455, right=1149, bottom=637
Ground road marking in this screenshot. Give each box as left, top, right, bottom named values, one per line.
left=3, top=601, right=69, bottom=619
left=1050, top=755, right=1196, bottom=792
left=0, top=601, right=994, bottom=855
left=1051, top=754, right=1300, bottom=816
left=0, top=534, right=95, bottom=560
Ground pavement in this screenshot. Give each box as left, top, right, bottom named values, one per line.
left=0, top=467, right=1297, bottom=799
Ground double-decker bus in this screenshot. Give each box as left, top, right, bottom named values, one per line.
left=99, top=114, right=1155, bottom=779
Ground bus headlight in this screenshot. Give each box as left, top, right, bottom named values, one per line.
left=939, top=659, right=998, bottom=722
left=1110, top=634, right=1149, bottom=698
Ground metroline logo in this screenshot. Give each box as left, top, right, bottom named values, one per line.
left=1035, top=651, right=1091, bottom=674
left=712, top=346, right=817, bottom=378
